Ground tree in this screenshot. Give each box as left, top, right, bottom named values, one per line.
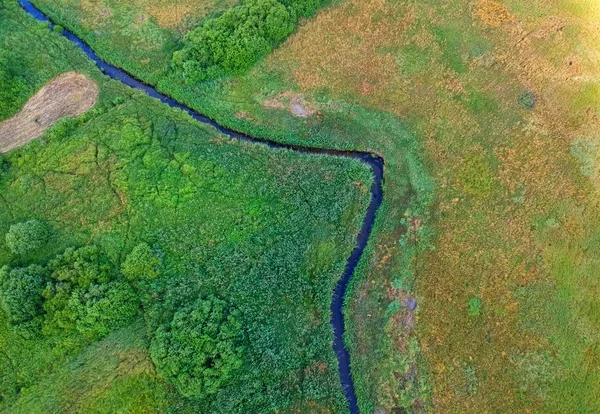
left=42, top=246, right=138, bottom=339
left=5, top=220, right=48, bottom=255
left=47, top=245, right=111, bottom=288
left=122, top=242, right=161, bottom=282
left=150, top=296, right=244, bottom=399
left=0, top=264, right=48, bottom=325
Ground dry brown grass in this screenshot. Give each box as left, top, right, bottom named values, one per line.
left=472, top=0, right=515, bottom=28
left=262, top=91, right=317, bottom=117
left=0, top=72, right=98, bottom=153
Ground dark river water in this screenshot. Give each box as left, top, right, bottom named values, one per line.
left=18, top=1, right=385, bottom=411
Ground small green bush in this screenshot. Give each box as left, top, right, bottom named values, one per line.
left=467, top=297, right=482, bottom=317
left=5, top=220, right=49, bottom=255
left=122, top=243, right=161, bottom=281
left=150, top=295, right=244, bottom=399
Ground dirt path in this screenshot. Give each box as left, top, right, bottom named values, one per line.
left=0, top=72, right=98, bottom=153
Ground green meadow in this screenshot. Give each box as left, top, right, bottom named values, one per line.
left=0, top=2, right=374, bottom=412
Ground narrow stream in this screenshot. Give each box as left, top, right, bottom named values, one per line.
left=18, top=1, right=385, bottom=411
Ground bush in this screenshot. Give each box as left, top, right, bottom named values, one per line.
left=0, top=264, right=48, bottom=325
left=150, top=295, right=244, bottom=399
left=122, top=243, right=161, bottom=282
left=5, top=220, right=49, bottom=255
left=468, top=297, right=482, bottom=317
left=173, top=0, right=295, bottom=81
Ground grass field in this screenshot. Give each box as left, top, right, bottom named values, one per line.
left=15, top=0, right=600, bottom=412
left=0, top=1, right=378, bottom=412
left=202, top=0, right=599, bottom=412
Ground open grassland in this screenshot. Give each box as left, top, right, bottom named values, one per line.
left=21, top=0, right=600, bottom=412
left=192, top=0, right=599, bottom=412
left=0, top=2, right=375, bottom=412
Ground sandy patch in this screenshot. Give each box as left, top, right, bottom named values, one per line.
left=0, top=72, right=98, bottom=153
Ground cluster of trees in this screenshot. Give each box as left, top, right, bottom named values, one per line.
left=1, top=223, right=165, bottom=341
left=0, top=242, right=140, bottom=340
left=1, top=222, right=246, bottom=399
left=173, top=0, right=325, bottom=81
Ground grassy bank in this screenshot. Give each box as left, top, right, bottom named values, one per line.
left=0, top=1, right=375, bottom=412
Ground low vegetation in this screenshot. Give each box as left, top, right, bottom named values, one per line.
left=25, top=0, right=600, bottom=412
left=0, top=2, right=373, bottom=412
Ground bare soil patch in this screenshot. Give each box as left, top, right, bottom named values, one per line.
left=0, top=72, right=98, bottom=153
left=262, top=91, right=316, bottom=117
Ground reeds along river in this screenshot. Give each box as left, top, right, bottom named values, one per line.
left=18, top=1, right=385, bottom=411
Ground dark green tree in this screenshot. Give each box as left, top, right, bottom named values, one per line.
left=150, top=296, right=244, bottom=399
left=5, top=220, right=49, bottom=255
left=0, top=264, right=48, bottom=325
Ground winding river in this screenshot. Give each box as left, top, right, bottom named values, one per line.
left=18, top=1, right=385, bottom=411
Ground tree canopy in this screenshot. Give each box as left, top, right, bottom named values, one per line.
left=122, top=242, right=161, bottom=282
left=150, top=295, right=244, bottom=399
left=0, top=264, right=47, bottom=325
left=42, top=246, right=139, bottom=339
left=5, top=220, right=48, bottom=256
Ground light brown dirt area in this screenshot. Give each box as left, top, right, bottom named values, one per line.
left=262, top=91, right=317, bottom=117
left=0, top=72, right=98, bottom=153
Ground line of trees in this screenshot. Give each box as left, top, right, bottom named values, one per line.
left=173, top=0, right=326, bottom=82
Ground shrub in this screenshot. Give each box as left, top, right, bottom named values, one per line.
left=122, top=243, right=161, bottom=281
left=468, top=297, right=482, bottom=317
left=0, top=264, right=48, bottom=325
left=173, top=0, right=295, bottom=81
left=5, top=219, right=49, bottom=255
left=150, top=295, right=244, bottom=399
